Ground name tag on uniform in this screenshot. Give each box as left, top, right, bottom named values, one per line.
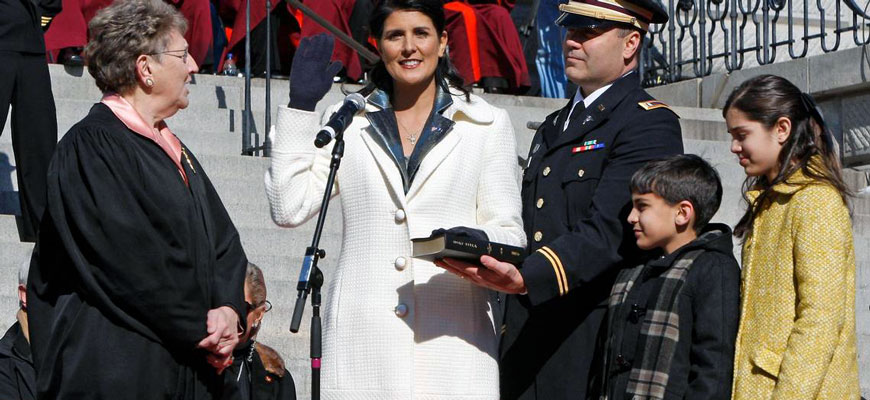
left=572, top=140, right=605, bottom=153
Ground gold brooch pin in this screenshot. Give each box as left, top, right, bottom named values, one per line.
left=181, top=147, right=196, bottom=174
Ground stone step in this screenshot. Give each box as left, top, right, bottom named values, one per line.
left=1, top=137, right=866, bottom=220
left=48, top=72, right=244, bottom=111
left=16, top=101, right=545, bottom=158
left=0, top=213, right=341, bottom=263
left=0, top=215, right=20, bottom=243
left=0, top=240, right=33, bottom=272
left=8, top=67, right=741, bottom=169
left=46, top=63, right=567, bottom=116
left=38, top=65, right=731, bottom=157
left=5, top=97, right=239, bottom=137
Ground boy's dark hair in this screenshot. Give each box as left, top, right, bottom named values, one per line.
left=630, top=154, right=723, bottom=230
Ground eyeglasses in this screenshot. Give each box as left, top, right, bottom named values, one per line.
left=148, top=47, right=189, bottom=63
left=246, top=299, right=272, bottom=313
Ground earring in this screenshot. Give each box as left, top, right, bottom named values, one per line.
left=145, top=78, right=154, bottom=87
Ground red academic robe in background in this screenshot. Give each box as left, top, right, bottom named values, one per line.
left=443, top=0, right=529, bottom=91
left=43, top=0, right=107, bottom=55
left=216, top=0, right=282, bottom=71
left=298, top=0, right=362, bottom=81
left=168, top=0, right=213, bottom=65
left=44, top=0, right=214, bottom=66
left=43, top=0, right=88, bottom=53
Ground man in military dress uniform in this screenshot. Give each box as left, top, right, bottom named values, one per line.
left=437, top=0, right=683, bottom=398
left=0, top=0, right=61, bottom=242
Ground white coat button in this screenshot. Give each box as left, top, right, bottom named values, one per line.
left=394, top=257, right=407, bottom=271
left=394, top=303, right=408, bottom=318
left=395, top=209, right=406, bottom=222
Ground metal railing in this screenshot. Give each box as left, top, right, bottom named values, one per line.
left=640, top=0, right=870, bottom=86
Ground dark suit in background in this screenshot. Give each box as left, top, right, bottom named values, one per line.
left=222, top=341, right=297, bottom=400
left=0, top=0, right=61, bottom=242
left=0, top=322, right=34, bottom=400
left=500, top=72, right=684, bottom=399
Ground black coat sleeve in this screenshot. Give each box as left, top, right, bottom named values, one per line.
left=521, top=108, right=683, bottom=306
left=684, top=253, right=740, bottom=399
left=37, top=0, right=62, bottom=30
left=45, top=127, right=211, bottom=350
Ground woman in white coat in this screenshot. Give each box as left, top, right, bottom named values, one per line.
left=264, top=1, right=525, bottom=398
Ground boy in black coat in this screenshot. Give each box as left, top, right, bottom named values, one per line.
left=591, top=154, right=740, bottom=400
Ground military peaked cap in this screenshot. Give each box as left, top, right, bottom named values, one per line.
left=556, top=0, right=668, bottom=31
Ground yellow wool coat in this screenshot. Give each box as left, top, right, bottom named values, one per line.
left=732, top=167, right=860, bottom=400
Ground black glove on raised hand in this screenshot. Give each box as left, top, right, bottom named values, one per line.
left=288, top=33, right=344, bottom=111
left=431, top=227, right=489, bottom=242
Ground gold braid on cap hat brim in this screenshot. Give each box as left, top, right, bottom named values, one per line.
left=558, top=2, right=651, bottom=31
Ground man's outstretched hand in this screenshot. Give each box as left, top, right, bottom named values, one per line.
left=435, top=255, right=527, bottom=294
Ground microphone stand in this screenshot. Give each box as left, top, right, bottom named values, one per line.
left=289, top=135, right=345, bottom=400
left=264, top=0, right=272, bottom=157
left=242, top=0, right=253, bottom=155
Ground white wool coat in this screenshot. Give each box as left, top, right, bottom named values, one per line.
left=265, top=91, right=525, bottom=399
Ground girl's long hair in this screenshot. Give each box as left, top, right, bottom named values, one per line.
left=724, top=74, right=850, bottom=240
left=358, top=0, right=470, bottom=101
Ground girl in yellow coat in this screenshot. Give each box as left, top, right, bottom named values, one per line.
left=724, top=74, right=860, bottom=400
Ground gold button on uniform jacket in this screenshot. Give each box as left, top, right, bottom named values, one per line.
left=732, top=167, right=860, bottom=400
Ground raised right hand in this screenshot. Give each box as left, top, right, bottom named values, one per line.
left=288, top=33, right=344, bottom=111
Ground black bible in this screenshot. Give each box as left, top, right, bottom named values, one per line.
left=412, top=232, right=526, bottom=264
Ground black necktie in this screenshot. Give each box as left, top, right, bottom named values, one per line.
left=563, top=101, right=586, bottom=132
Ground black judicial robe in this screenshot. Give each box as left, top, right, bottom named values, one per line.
left=27, top=103, right=248, bottom=399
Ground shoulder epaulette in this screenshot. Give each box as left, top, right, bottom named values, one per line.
left=638, top=100, right=671, bottom=111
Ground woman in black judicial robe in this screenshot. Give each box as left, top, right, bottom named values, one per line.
left=26, top=0, right=249, bottom=398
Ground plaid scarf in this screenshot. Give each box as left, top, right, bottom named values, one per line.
left=602, top=247, right=705, bottom=400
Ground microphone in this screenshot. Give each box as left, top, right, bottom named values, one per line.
left=314, top=92, right=366, bottom=148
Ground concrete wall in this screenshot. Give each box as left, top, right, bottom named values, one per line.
left=647, top=45, right=870, bottom=167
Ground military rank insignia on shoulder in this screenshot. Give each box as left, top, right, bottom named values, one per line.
left=638, top=100, right=672, bottom=111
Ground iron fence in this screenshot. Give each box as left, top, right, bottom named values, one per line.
left=640, top=0, right=870, bottom=86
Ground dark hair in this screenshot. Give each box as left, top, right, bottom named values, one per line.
left=630, top=154, right=723, bottom=231
left=723, top=74, right=850, bottom=239
left=361, top=0, right=470, bottom=101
